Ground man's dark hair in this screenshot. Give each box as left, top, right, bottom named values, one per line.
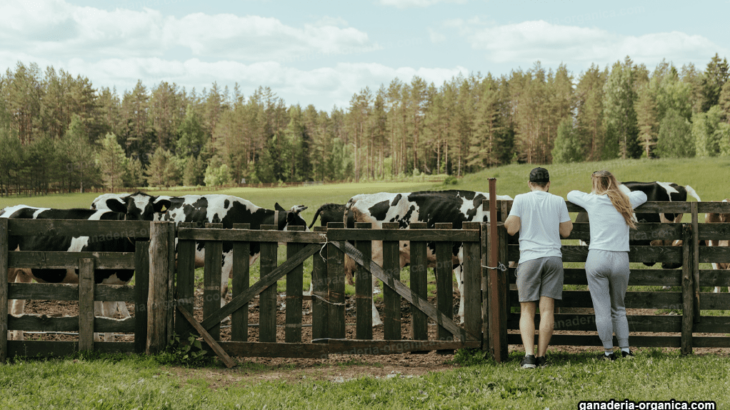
left=530, top=181, right=548, bottom=188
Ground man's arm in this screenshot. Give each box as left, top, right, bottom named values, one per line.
left=504, top=215, right=521, bottom=236
left=559, top=220, right=573, bottom=238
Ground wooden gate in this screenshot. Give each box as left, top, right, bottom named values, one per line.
left=485, top=199, right=730, bottom=362
left=0, top=218, right=151, bottom=362
left=174, top=221, right=483, bottom=366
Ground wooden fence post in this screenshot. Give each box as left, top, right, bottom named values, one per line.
left=175, top=223, right=195, bottom=343
left=312, top=226, right=329, bottom=340
left=285, top=225, right=305, bottom=343
left=435, top=222, right=453, bottom=353
left=231, top=223, right=250, bottom=342
left=78, top=258, right=95, bottom=352
left=0, top=218, right=8, bottom=363
left=409, top=222, right=427, bottom=343
left=166, top=222, right=176, bottom=346
left=204, top=223, right=223, bottom=341
left=691, top=202, right=700, bottom=324
left=462, top=222, right=482, bottom=342
left=147, top=221, right=172, bottom=354
left=356, top=222, right=374, bottom=340
left=327, top=222, right=346, bottom=339
left=480, top=221, right=490, bottom=354
left=259, top=224, right=278, bottom=343
left=134, top=240, right=150, bottom=354
left=681, top=224, right=694, bottom=355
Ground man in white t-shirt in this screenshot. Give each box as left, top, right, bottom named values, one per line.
left=504, top=167, right=573, bottom=369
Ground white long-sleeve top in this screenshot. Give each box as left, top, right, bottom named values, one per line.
left=566, top=190, right=648, bottom=252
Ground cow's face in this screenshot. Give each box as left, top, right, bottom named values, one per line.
left=93, top=192, right=171, bottom=221
left=274, top=203, right=308, bottom=231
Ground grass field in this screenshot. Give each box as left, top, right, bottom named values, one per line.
left=3, top=157, right=730, bottom=409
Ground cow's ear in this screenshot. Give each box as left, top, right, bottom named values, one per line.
left=274, top=203, right=285, bottom=212
left=290, top=205, right=307, bottom=214
left=105, top=199, right=128, bottom=214
left=153, top=198, right=171, bottom=213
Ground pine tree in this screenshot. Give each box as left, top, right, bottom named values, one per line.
left=97, top=133, right=127, bottom=191
left=576, top=64, right=607, bottom=160
left=124, top=157, right=145, bottom=188
left=182, top=156, right=197, bottom=186
left=144, top=147, right=177, bottom=187
left=603, top=58, right=640, bottom=159
left=693, top=106, right=724, bottom=157
left=701, top=53, right=729, bottom=112
left=656, top=109, right=695, bottom=158
left=636, top=84, right=659, bottom=158
left=719, top=81, right=730, bottom=121
left=552, top=119, right=583, bottom=163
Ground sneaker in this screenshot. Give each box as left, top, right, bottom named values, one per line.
left=520, top=355, right=537, bottom=369
left=536, top=356, right=547, bottom=367
left=621, top=350, right=634, bottom=359
left=601, top=352, right=617, bottom=361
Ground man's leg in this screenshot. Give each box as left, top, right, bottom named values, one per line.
left=519, top=302, right=537, bottom=355
left=537, top=296, right=555, bottom=357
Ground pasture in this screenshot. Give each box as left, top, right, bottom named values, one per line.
left=2, top=157, right=730, bottom=409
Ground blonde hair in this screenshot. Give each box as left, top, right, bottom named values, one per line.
left=592, top=170, right=636, bottom=229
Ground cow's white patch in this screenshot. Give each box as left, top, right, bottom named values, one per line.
left=0, top=205, right=43, bottom=218
left=656, top=182, right=679, bottom=197
left=67, top=210, right=107, bottom=252
left=91, top=193, right=129, bottom=210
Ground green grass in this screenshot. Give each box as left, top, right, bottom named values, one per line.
left=1, top=350, right=728, bottom=409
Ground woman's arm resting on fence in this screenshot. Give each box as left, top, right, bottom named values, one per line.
left=629, top=191, right=648, bottom=209
left=504, top=215, right=520, bottom=236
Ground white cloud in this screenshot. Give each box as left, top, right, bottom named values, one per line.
left=453, top=20, right=728, bottom=67
left=0, top=0, right=378, bottom=62
left=379, top=0, right=466, bottom=9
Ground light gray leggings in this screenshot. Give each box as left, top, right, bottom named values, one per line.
left=586, top=250, right=630, bottom=349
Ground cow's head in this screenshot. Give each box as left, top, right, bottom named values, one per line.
left=274, top=203, right=308, bottom=231
left=92, top=192, right=171, bottom=221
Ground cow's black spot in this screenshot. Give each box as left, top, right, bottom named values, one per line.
left=224, top=199, right=230, bottom=209
left=391, top=194, right=402, bottom=206
left=368, top=200, right=390, bottom=221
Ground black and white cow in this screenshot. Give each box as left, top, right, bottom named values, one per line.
left=575, top=181, right=702, bottom=270
left=92, top=193, right=309, bottom=304
left=1, top=205, right=136, bottom=341
left=308, top=203, right=357, bottom=285
left=345, top=190, right=513, bottom=325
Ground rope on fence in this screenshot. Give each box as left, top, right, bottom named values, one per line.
left=483, top=262, right=507, bottom=272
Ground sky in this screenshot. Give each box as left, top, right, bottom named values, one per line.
left=1, top=0, right=728, bottom=110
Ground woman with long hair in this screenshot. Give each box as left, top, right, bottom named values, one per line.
left=567, top=170, right=647, bottom=360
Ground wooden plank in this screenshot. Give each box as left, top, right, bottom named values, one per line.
left=285, top=226, right=305, bottom=343
left=698, top=270, right=730, bottom=287
left=7, top=283, right=134, bottom=302
left=693, top=337, right=730, bottom=348
left=692, top=203, right=700, bottom=325
left=8, top=251, right=135, bottom=270
left=311, top=226, right=329, bottom=341
left=699, top=247, right=730, bottom=263
left=204, top=223, right=223, bottom=341
left=486, top=200, right=692, bottom=214
left=259, top=224, right=278, bottom=343
left=178, top=229, right=324, bottom=243
left=147, top=221, right=171, bottom=354
left=509, top=268, right=683, bottom=287
left=699, top=293, right=730, bottom=310
left=508, top=334, right=682, bottom=348
left=382, top=222, right=401, bottom=341
left=326, top=229, right=480, bottom=242
left=175, top=223, right=195, bottom=342
left=355, top=223, right=373, bottom=340
left=496, top=225, right=509, bottom=361
left=408, top=222, right=427, bottom=342
left=199, top=243, right=321, bottom=332
left=134, top=240, right=150, bottom=353
left=166, top=219, right=176, bottom=348
left=697, top=222, right=730, bottom=240
left=177, top=305, right=236, bottom=368
left=211, top=341, right=330, bottom=359
left=7, top=315, right=135, bottom=333
left=509, top=290, right=684, bottom=309
left=694, top=316, right=730, bottom=333
left=327, top=222, right=346, bottom=339
left=434, top=223, right=452, bottom=349
left=231, top=223, right=251, bottom=342
left=7, top=341, right=135, bottom=357
left=697, top=201, right=730, bottom=214
left=327, top=339, right=481, bottom=355
left=480, top=222, right=490, bottom=353
left=566, top=223, right=682, bottom=241
left=507, top=313, right=683, bottom=333
left=0, top=218, right=8, bottom=363
left=508, top=244, right=683, bottom=264
left=681, top=224, right=694, bottom=355
left=78, top=258, right=94, bottom=352
left=333, top=241, right=470, bottom=341
left=8, top=219, right=150, bottom=238
left=462, top=222, right=482, bottom=342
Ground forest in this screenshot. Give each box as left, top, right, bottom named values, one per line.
left=0, top=54, right=728, bottom=195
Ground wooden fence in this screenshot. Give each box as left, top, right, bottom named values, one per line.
left=484, top=199, right=730, bottom=362
left=0, top=219, right=156, bottom=362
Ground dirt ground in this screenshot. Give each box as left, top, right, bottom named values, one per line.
left=16, top=289, right=730, bottom=384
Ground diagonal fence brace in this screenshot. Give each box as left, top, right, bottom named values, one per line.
left=177, top=305, right=236, bottom=368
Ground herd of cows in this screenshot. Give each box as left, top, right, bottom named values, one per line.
left=1, top=180, right=728, bottom=343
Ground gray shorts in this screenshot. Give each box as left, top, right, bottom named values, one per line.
left=515, top=257, right=564, bottom=302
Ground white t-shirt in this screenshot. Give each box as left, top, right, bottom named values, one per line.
left=566, top=190, right=648, bottom=252
left=508, top=190, right=571, bottom=264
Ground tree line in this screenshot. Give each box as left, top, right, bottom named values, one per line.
left=0, top=54, right=728, bottom=195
